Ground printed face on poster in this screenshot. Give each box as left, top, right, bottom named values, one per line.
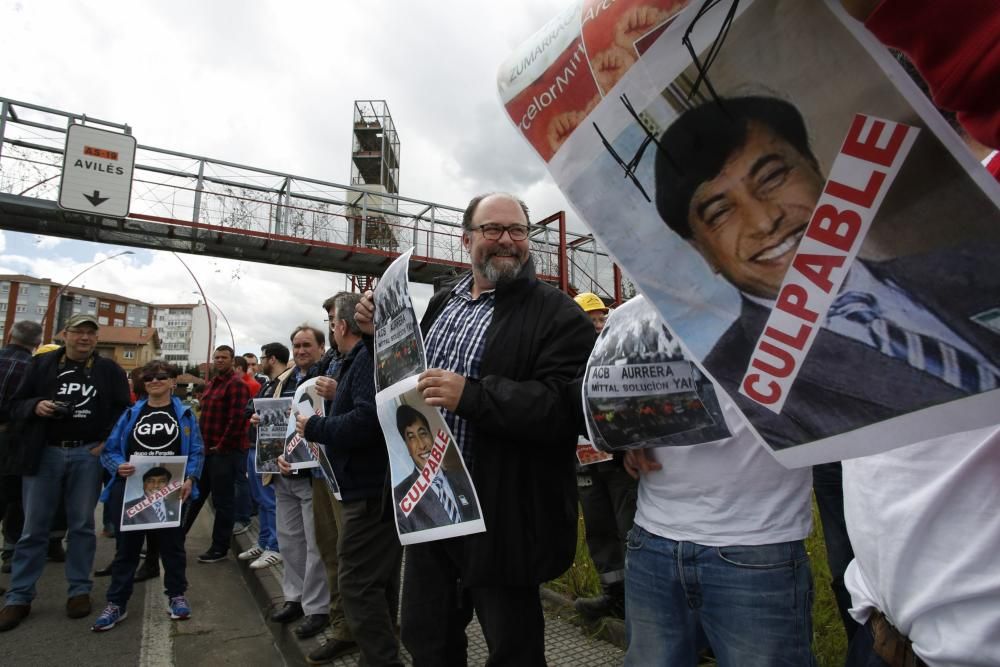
left=500, top=0, right=1000, bottom=467
left=376, top=376, right=485, bottom=545
left=283, top=378, right=323, bottom=471
left=120, top=455, right=186, bottom=531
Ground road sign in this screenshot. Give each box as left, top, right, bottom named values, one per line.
left=58, top=124, right=137, bottom=217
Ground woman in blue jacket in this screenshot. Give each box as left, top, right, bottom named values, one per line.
left=91, top=360, right=204, bottom=632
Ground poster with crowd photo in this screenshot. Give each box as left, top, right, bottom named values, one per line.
left=500, top=0, right=1000, bottom=467
left=120, top=455, right=187, bottom=532
left=375, top=376, right=485, bottom=546
left=254, top=397, right=291, bottom=474
left=584, top=295, right=730, bottom=451
left=374, top=248, right=427, bottom=392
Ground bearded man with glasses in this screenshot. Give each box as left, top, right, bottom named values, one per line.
left=0, top=313, right=130, bottom=631
left=356, top=192, right=595, bottom=666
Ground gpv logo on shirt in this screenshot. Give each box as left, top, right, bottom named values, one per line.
left=55, top=377, right=97, bottom=408
left=134, top=411, right=179, bottom=451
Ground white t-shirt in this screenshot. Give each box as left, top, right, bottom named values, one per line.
left=634, top=390, right=813, bottom=546
left=843, top=426, right=1000, bottom=666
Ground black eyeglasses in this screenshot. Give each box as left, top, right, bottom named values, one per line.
left=141, top=373, right=172, bottom=382
left=472, top=223, right=530, bottom=241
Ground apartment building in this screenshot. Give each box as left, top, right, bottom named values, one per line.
left=153, top=303, right=217, bottom=370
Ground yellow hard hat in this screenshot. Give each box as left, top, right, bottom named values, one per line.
left=574, top=292, right=607, bottom=313
left=34, top=343, right=61, bottom=356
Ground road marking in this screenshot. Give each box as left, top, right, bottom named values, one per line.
left=139, top=576, right=174, bottom=667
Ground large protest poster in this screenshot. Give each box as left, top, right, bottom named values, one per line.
left=584, top=295, right=730, bottom=451
left=120, top=455, right=186, bottom=531
left=376, top=375, right=485, bottom=545
left=499, top=0, right=1000, bottom=467
left=374, top=247, right=427, bottom=393
left=254, top=397, right=290, bottom=474
left=372, top=251, right=486, bottom=544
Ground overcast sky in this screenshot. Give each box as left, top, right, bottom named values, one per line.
left=1, top=0, right=581, bottom=354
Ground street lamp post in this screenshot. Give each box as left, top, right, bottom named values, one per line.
left=194, top=292, right=236, bottom=351
left=40, top=249, right=135, bottom=341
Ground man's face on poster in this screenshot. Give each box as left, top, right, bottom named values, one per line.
left=403, top=418, right=433, bottom=471
left=143, top=474, right=170, bottom=495
left=686, top=122, right=824, bottom=299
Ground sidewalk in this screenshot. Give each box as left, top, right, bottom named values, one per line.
left=232, top=520, right=626, bottom=666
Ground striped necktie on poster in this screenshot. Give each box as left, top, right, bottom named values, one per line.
left=154, top=501, right=167, bottom=523
left=431, top=476, right=461, bottom=524
left=828, top=290, right=999, bottom=393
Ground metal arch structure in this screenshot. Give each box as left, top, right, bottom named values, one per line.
left=0, top=96, right=623, bottom=302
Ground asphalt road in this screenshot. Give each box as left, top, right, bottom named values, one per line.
left=1, top=509, right=282, bottom=666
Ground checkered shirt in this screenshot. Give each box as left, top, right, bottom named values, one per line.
left=424, top=273, right=494, bottom=473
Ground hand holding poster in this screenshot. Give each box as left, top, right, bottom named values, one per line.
left=500, top=0, right=1000, bottom=467
left=374, top=247, right=427, bottom=393
left=376, top=376, right=485, bottom=545
left=583, top=295, right=730, bottom=451
left=120, top=455, right=186, bottom=532
left=254, top=397, right=291, bottom=474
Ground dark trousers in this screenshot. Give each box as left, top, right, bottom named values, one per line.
left=812, top=462, right=859, bottom=641
left=401, top=540, right=546, bottom=667
left=106, top=479, right=187, bottom=606
left=182, top=450, right=241, bottom=553
left=338, top=496, right=403, bottom=666
left=577, top=461, right=637, bottom=586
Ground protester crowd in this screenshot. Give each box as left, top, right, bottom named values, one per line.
left=0, top=3, right=997, bottom=665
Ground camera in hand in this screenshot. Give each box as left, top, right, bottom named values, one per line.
left=50, top=400, right=74, bottom=419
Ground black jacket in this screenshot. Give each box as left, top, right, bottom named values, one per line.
left=423, top=259, right=595, bottom=586
left=304, top=340, right=388, bottom=503
left=6, top=348, right=130, bottom=475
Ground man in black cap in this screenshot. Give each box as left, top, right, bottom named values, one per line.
left=0, top=313, right=129, bottom=631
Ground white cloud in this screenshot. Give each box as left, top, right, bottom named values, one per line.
left=33, top=235, right=62, bottom=249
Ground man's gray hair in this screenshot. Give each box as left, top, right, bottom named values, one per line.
left=9, top=320, right=43, bottom=348
left=332, top=292, right=363, bottom=336
left=461, top=193, right=531, bottom=230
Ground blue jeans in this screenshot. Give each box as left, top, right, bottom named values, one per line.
left=246, top=448, right=278, bottom=552
left=625, top=526, right=816, bottom=667
left=5, top=444, right=104, bottom=605
left=104, top=478, right=188, bottom=607
left=233, top=448, right=252, bottom=524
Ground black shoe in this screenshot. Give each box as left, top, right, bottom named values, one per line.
left=133, top=562, right=160, bottom=582
left=269, top=601, right=303, bottom=624
left=0, top=561, right=10, bottom=574
left=574, top=593, right=614, bottom=621
left=197, top=549, right=227, bottom=564
left=47, top=539, right=66, bottom=563
left=306, top=639, right=358, bottom=664
left=94, top=563, right=114, bottom=577
left=294, top=614, right=329, bottom=639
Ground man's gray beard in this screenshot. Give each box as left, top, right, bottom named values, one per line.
left=476, top=253, right=527, bottom=284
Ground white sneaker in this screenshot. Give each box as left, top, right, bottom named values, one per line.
left=238, top=545, right=264, bottom=561
left=249, top=550, right=282, bottom=570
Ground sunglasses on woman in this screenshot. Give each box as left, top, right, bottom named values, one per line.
left=141, top=372, right=172, bottom=383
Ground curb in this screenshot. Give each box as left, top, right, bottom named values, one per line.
left=231, top=521, right=349, bottom=667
